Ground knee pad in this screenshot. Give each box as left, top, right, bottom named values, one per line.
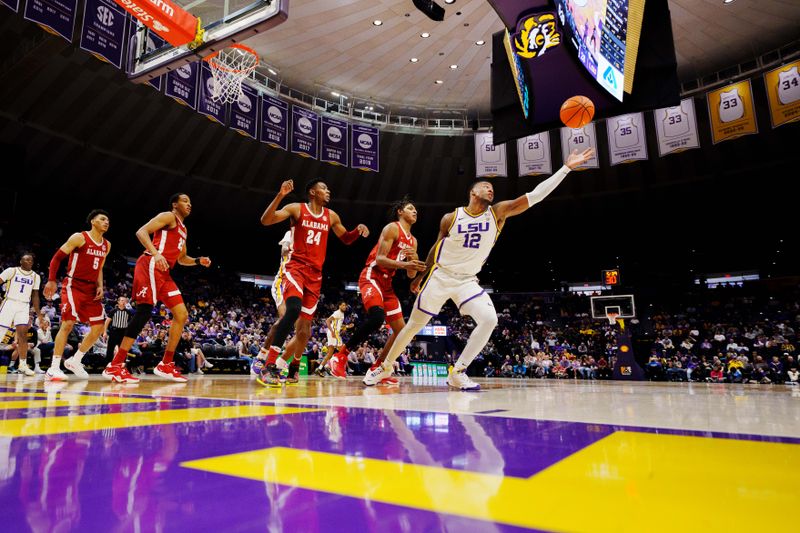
left=273, top=297, right=302, bottom=344
left=124, top=304, right=153, bottom=338
left=464, top=298, right=498, bottom=328
left=364, top=306, right=386, bottom=329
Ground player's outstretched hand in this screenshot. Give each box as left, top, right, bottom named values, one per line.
left=43, top=280, right=57, bottom=300
left=356, top=224, right=369, bottom=238
left=280, top=180, right=294, bottom=195
left=405, top=260, right=427, bottom=272
left=565, top=147, right=594, bottom=169
left=199, top=257, right=212, bottom=267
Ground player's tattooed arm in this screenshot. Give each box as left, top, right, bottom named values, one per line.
left=261, top=180, right=300, bottom=225
left=411, top=211, right=453, bottom=293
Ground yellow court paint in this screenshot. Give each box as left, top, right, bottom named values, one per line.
left=181, top=431, right=800, bottom=532
left=0, top=397, right=158, bottom=409
left=0, top=392, right=50, bottom=397
left=0, top=405, right=320, bottom=437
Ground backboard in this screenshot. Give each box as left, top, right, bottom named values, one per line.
left=128, top=0, right=288, bottom=82
left=590, top=294, right=636, bottom=321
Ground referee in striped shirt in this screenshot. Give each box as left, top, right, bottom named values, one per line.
left=105, top=296, right=132, bottom=364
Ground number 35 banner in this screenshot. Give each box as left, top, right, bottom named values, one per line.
left=707, top=79, right=758, bottom=144
left=474, top=132, right=507, bottom=177
left=605, top=112, right=648, bottom=166
left=560, top=123, right=599, bottom=170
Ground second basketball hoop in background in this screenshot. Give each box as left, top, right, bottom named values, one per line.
left=204, top=44, right=259, bottom=104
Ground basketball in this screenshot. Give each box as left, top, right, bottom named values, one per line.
left=560, top=95, right=595, bottom=129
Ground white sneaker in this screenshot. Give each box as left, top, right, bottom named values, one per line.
left=203, top=361, right=213, bottom=369
left=363, top=363, right=392, bottom=387
left=18, top=361, right=35, bottom=377
left=45, top=367, right=69, bottom=382
left=34, top=367, right=45, bottom=375
left=447, top=368, right=480, bottom=391
left=64, top=358, right=89, bottom=379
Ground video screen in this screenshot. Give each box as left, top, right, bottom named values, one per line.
left=554, top=0, right=629, bottom=101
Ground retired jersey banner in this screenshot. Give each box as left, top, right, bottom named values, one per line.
left=2, top=0, right=20, bottom=13
left=654, top=98, right=700, bottom=156
left=517, top=133, right=552, bottom=176
left=260, top=95, right=288, bottom=150
left=560, top=123, right=599, bottom=170
left=707, top=80, right=758, bottom=144
left=229, top=83, right=258, bottom=139
left=605, top=112, right=648, bottom=166
left=291, top=106, right=319, bottom=159
left=80, top=0, right=127, bottom=69
left=764, top=60, right=800, bottom=128
left=197, top=62, right=226, bottom=125
left=351, top=124, right=379, bottom=172
left=321, top=117, right=348, bottom=166
left=475, top=132, right=507, bottom=177
left=24, top=0, right=78, bottom=41
left=165, top=62, right=198, bottom=109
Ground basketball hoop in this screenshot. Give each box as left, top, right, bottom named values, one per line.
left=606, top=312, right=619, bottom=326
left=204, top=44, right=259, bottom=104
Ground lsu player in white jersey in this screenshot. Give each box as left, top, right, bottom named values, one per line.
left=271, top=229, right=294, bottom=318
left=373, top=148, right=594, bottom=390
left=0, top=253, right=43, bottom=376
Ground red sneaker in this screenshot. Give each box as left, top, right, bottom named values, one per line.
left=154, top=362, right=188, bottom=383
left=102, top=364, right=140, bottom=384
left=379, top=376, right=399, bottom=386
left=330, top=352, right=348, bottom=379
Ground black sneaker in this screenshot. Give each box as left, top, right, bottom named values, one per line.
left=286, top=363, right=300, bottom=384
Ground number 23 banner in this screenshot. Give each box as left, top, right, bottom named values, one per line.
left=707, top=79, right=758, bottom=144
left=560, top=123, right=599, bottom=170
left=474, top=132, right=507, bottom=177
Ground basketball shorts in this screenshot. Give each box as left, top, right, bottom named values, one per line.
left=271, top=267, right=285, bottom=307
left=60, top=277, right=106, bottom=325
left=414, top=266, right=495, bottom=317
left=0, top=300, right=31, bottom=328
left=281, top=261, right=322, bottom=319
left=132, top=255, right=184, bottom=309
left=358, top=268, right=402, bottom=320
left=326, top=332, right=343, bottom=348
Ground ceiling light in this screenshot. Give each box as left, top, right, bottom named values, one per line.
left=331, top=91, right=340, bottom=97
left=444, top=0, right=455, bottom=3
left=373, top=20, right=383, bottom=26
left=723, top=0, right=735, bottom=3
left=410, top=57, right=419, bottom=63
left=420, top=32, right=430, bottom=38
left=450, top=64, right=458, bottom=69
left=267, top=68, right=277, bottom=75
left=475, top=40, right=485, bottom=46
left=435, top=80, right=443, bottom=84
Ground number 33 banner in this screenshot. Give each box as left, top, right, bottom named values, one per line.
left=474, top=132, right=507, bottom=177
left=605, top=112, right=648, bottom=166
left=560, top=123, right=599, bottom=170
left=654, top=98, right=700, bottom=157
left=707, top=79, right=758, bottom=144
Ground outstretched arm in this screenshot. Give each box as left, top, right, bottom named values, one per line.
left=260, top=180, right=299, bottom=226
left=410, top=211, right=454, bottom=293
left=330, top=211, right=369, bottom=244
left=493, top=148, right=594, bottom=220
left=44, top=232, right=86, bottom=299
left=177, top=240, right=211, bottom=268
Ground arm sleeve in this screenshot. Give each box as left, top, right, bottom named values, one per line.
left=340, top=229, right=360, bottom=245
left=525, top=165, right=571, bottom=207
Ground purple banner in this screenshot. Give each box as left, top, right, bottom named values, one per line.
left=148, top=75, right=163, bottom=91
left=165, top=62, right=199, bottom=109
left=351, top=124, right=379, bottom=172
left=229, top=84, right=258, bottom=139
left=197, top=62, right=226, bottom=125
left=321, top=116, right=348, bottom=166
left=291, top=106, right=318, bottom=159
left=80, top=0, right=126, bottom=69
left=260, top=95, right=289, bottom=151
left=24, top=0, right=77, bottom=41
left=2, top=0, right=20, bottom=13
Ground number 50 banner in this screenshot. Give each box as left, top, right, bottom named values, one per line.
left=560, top=123, right=599, bottom=170
left=474, top=132, right=507, bottom=177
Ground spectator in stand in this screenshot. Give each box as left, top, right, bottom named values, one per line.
left=709, top=365, right=725, bottom=383
left=769, top=355, right=785, bottom=384
left=484, top=361, right=495, bottom=377
left=787, top=367, right=799, bottom=385
left=36, top=317, right=56, bottom=368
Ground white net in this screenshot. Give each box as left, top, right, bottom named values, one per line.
left=206, top=45, right=259, bottom=104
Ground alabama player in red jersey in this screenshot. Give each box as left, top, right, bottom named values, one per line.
left=256, top=179, right=369, bottom=386
left=329, top=197, right=426, bottom=384
left=104, top=193, right=210, bottom=383
left=43, top=209, right=111, bottom=381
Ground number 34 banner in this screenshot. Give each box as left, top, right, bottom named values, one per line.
left=560, top=123, right=599, bottom=170
left=474, top=132, right=507, bottom=177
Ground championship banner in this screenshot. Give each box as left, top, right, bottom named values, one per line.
left=291, top=106, right=319, bottom=159
left=560, top=123, right=599, bottom=169
left=321, top=116, right=348, bottom=166
left=197, top=62, right=226, bottom=124
left=517, top=133, right=552, bottom=176
left=165, top=62, right=198, bottom=109
left=654, top=98, right=700, bottom=157
left=149, top=75, right=163, bottom=91
left=80, top=0, right=127, bottom=69
left=764, top=60, right=800, bottom=128
left=351, top=124, right=379, bottom=172
left=260, top=95, right=289, bottom=151
left=475, top=132, right=507, bottom=177
left=229, top=83, right=258, bottom=139
left=24, top=0, right=78, bottom=41
left=605, top=112, right=648, bottom=166
left=2, top=0, right=20, bottom=13
left=707, top=79, right=758, bottom=144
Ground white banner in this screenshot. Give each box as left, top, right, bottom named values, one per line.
left=560, top=123, right=599, bottom=170
left=474, top=132, right=507, bottom=177
left=654, top=98, right=700, bottom=156
left=606, top=112, right=648, bottom=166
left=517, top=133, right=552, bottom=176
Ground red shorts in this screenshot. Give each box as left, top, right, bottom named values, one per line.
left=60, top=278, right=106, bottom=325
left=132, top=255, right=184, bottom=309
left=358, top=267, right=402, bottom=321
left=281, top=261, right=322, bottom=319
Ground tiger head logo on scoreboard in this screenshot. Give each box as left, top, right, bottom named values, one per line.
left=514, top=13, right=561, bottom=59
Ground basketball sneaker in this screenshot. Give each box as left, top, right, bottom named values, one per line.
left=363, top=362, right=392, bottom=387
left=257, top=364, right=284, bottom=387
left=64, top=358, right=89, bottom=379
left=285, top=364, right=300, bottom=385
left=102, top=364, right=140, bottom=384
left=446, top=368, right=480, bottom=391
left=250, top=358, right=266, bottom=379
left=379, top=376, right=400, bottom=386
left=154, top=362, right=188, bottom=383
left=330, top=354, right=348, bottom=380
left=18, top=360, right=35, bottom=377
left=314, top=365, right=328, bottom=377
left=45, top=366, right=68, bottom=382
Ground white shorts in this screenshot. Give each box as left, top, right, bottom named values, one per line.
left=271, top=268, right=285, bottom=307
left=326, top=332, right=343, bottom=348
left=414, top=266, right=494, bottom=317
left=0, top=300, right=30, bottom=328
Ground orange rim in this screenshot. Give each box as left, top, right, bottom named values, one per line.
left=204, top=44, right=259, bottom=73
